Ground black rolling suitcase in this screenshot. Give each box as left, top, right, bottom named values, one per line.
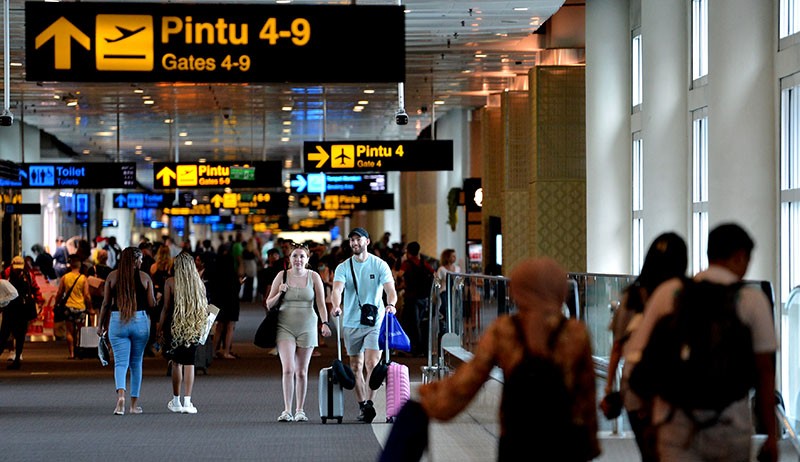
left=195, top=333, right=214, bottom=374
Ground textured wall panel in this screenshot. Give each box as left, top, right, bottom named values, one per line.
left=504, top=91, right=533, bottom=191
left=532, top=67, right=586, bottom=181
left=531, top=180, right=586, bottom=272
left=503, top=190, right=530, bottom=273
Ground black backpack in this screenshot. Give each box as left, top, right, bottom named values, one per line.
left=629, top=278, right=755, bottom=421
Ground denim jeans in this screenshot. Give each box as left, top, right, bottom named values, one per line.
left=108, top=311, right=150, bottom=396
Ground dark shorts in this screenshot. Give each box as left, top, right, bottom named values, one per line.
left=164, top=344, right=198, bottom=366
left=64, top=308, right=86, bottom=324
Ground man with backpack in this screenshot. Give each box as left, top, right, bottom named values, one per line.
left=626, top=223, right=777, bottom=462
left=398, top=241, right=435, bottom=357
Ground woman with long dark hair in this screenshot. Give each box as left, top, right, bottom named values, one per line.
left=602, top=232, right=688, bottom=461
left=97, top=247, right=156, bottom=415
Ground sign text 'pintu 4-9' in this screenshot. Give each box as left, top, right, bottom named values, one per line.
left=25, top=2, right=404, bottom=83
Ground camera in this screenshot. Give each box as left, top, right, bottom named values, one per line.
left=395, top=109, right=408, bottom=125
left=0, top=109, right=13, bottom=126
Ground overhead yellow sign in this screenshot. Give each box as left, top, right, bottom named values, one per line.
left=152, top=161, right=281, bottom=189
left=26, top=2, right=405, bottom=84
left=303, top=141, right=453, bottom=172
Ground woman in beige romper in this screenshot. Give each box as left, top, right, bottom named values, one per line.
left=265, top=244, right=331, bottom=422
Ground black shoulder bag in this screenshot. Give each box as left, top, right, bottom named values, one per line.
left=253, top=268, right=287, bottom=349
left=351, top=257, right=378, bottom=326
left=55, top=275, right=82, bottom=322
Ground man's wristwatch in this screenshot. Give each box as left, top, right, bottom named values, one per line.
left=321, top=321, right=330, bottom=327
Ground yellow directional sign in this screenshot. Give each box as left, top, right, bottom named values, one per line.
left=35, top=17, right=91, bottom=70
left=308, top=146, right=330, bottom=169
left=210, top=194, right=224, bottom=208
left=26, top=3, right=404, bottom=84
left=303, top=141, right=453, bottom=172
left=152, top=161, right=281, bottom=190
left=155, top=166, right=176, bottom=187
left=96, top=14, right=154, bottom=71
left=223, top=193, right=238, bottom=209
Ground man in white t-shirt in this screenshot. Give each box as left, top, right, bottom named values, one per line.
left=330, top=227, right=398, bottom=423
left=625, top=223, right=777, bottom=462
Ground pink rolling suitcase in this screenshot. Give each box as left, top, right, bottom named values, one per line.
left=383, top=315, right=410, bottom=422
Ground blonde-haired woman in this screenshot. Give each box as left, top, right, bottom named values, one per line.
left=97, top=247, right=156, bottom=415
left=158, top=252, right=208, bottom=414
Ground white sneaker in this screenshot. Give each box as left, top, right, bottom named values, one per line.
left=181, top=403, right=198, bottom=414
left=167, top=400, right=183, bottom=413
left=293, top=410, right=308, bottom=422
left=278, top=410, right=293, bottom=422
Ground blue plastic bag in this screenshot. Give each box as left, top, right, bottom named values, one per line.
left=379, top=312, right=411, bottom=352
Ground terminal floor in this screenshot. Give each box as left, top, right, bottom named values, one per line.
left=0, top=301, right=797, bottom=461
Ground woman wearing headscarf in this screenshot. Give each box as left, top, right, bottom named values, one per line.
left=158, top=252, right=209, bottom=414
left=97, top=247, right=156, bottom=415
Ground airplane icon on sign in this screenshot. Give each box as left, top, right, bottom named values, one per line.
left=105, top=25, right=146, bottom=43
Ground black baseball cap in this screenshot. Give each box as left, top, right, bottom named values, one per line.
left=348, top=227, right=370, bottom=240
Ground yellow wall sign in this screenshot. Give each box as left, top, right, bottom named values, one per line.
left=25, top=2, right=405, bottom=84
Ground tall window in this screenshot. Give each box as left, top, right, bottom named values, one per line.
left=632, top=134, right=644, bottom=272
left=691, top=109, right=709, bottom=273
left=691, top=0, right=708, bottom=81
left=781, top=0, right=800, bottom=38
left=781, top=79, right=800, bottom=303
left=632, top=32, right=643, bottom=108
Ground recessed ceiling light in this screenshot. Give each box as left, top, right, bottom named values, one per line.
left=434, top=100, right=445, bottom=105
left=282, top=120, right=292, bottom=126
left=179, top=132, right=188, bottom=137
left=134, top=88, right=144, bottom=94
left=281, top=137, right=290, bottom=142
left=514, top=7, right=529, bottom=12
left=144, top=100, right=155, bottom=105
left=184, top=140, right=192, bottom=145
left=363, top=89, right=375, bottom=94
left=353, top=105, right=364, bottom=112
left=198, top=158, right=206, bottom=163
left=144, top=156, right=152, bottom=161
left=164, top=119, right=173, bottom=124
left=281, top=106, right=292, bottom=111
left=358, top=100, right=369, bottom=105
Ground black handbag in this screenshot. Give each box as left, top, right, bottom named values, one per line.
left=254, top=268, right=287, bottom=349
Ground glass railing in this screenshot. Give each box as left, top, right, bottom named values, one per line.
left=423, top=271, right=634, bottom=381
left=426, top=271, right=797, bottom=450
